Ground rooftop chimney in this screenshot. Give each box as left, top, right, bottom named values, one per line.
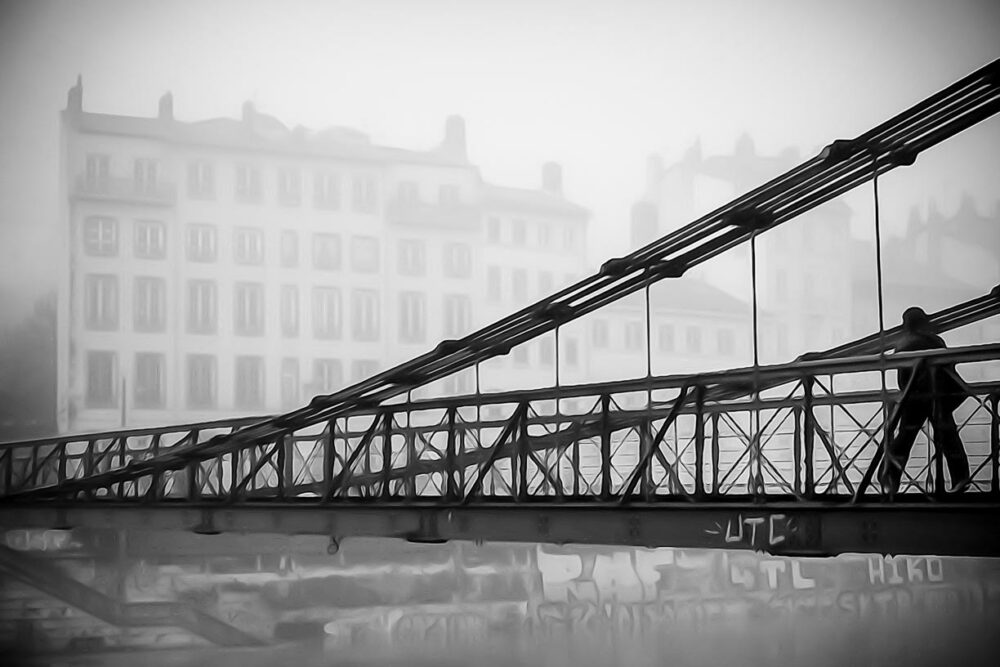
left=443, top=115, right=467, bottom=160
left=66, top=75, right=82, bottom=115
left=158, top=92, right=174, bottom=121
left=542, top=162, right=562, bottom=195
left=630, top=201, right=660, bottom=248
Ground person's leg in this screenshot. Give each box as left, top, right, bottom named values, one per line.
left=881, top=399, right=930, bottom=496
left=932, top=407, right=970, bottom=490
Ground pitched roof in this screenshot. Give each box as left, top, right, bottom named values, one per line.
left=69, top=110, right=469, bottom=167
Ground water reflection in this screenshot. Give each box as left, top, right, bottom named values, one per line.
left=3, top=533, right=999, bottom=666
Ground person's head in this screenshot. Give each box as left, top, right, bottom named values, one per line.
left=902, top=306, right=934, bottom=332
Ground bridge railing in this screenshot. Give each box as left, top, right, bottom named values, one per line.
left=2, top=344, right=997, bottom=505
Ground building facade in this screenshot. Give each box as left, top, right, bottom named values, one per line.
left=637, top=137, right=854, bottom=364
left=57, top=80, right=589, bottom=433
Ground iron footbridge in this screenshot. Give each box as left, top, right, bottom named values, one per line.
left=2, top=59, right=999, bottom=558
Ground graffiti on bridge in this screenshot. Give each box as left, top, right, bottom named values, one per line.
left=704, top=513, right=821, bottom=551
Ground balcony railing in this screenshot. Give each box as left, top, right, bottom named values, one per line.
left=72, top=176, right=177, bottom=206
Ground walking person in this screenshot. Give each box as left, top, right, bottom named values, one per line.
left=881, top=307, right=970, bottom=496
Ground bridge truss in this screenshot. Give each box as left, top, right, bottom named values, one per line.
left=1, top=60, right=999, bottom=558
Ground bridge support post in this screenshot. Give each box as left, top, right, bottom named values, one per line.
left=991, top=393, right=999, bottom=498
left=445, top=407, right=458, bottom=502
left=600, top=395, right=612, bottom=500
left=803, top=378, right=815, bottom=498
left=694, top=386, right=705, bottom=499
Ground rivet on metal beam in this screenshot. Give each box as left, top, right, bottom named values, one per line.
left=723, top=208, right=775, bottom=231
left=650, top=260, right=686, bottom=279
left=435, top=339, right=466, bottom=355
left=535, top=302, right=575, bottom=322
left=600, top=256, right=632, bottom=277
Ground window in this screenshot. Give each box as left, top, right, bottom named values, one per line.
left=592, top=320, right=609, bottom=348
left=85, top=154, right=110, bottom=191
left=187, top=280, right=217, bottom=334
left=134, top=277, right=166, bottom=332
left=513, top=345, right=529, bottom=366
left=398, top=181, right=419, bottom=203
left=280, top=285, right=299, bottom=337
left=133, top=158, right=158, bottom=194
left=625, top=321, right=644, bottom=350
left=280, top=358, right=299, bottom=409
left=443, top=294, right=471, bottom=338
left=564, top=226, right=578, bottom=251
left=235, top=356, right=265, bottom=409
left=188, top=160, right=214, bottom=199
left=444, top=243, right=471, bottom=278
left=804, top=272, right=816, bottom=300
left=186, top=224, right=217, bottom=262
left=235, top=164, right=261, bottom=202
left=84, top=275, right=118, bottom=330
left=277, top=167, right=301, bottom=206
left=134, top=352, right=165, bottom=409
left=187, top=354, right=216, bottom=409
left=83, top=217, right=117, bottom=256
left=658, top=324, right=675, bottom=352
left=234, top=227, right=264, bottom=265
left=398, top=239, right=425, bottom=276
left=352, top=175, right=377, bottom=213
left=538, top=271, right=554, bottom=296
left=315, top=172, right=339, bottom=209
left=563, top=338, right=579, bottom=367
left=512, top=269, right=527, bottom=301
left=438, top=184, right=460, bottom=207
left=717, top=329, right=736, bottom=355
left=281, top=230, right=298, bottom=268
left=85, top=351, right=116, bottom=408
left=487, top=266, right=501, bottom=302
left=352, top=359, right=379, bottom=382
left=399, top=292, right=426, bottom=343
left=487, top=216, right=501, bottom=243
left=313, top=359, right=343, bottom=393
left=538, top=225, right=551, bottom=248
left=775, top=270, right=788, bottom=302
left=512, top=219, right=527, bottom=245
left=134, top=220, right=165, bottom=259
left=312, top=287, right=341, bottom=339
left=776, top=324, right=789, bottom=356
left=444, top=369, right=473, bottom=395
left=234, top=282, right=264, bottom=336
left=540, top=338, right=555, bottom=366
left=686, top=326, right=702, bottom=353
left=351, top=289, right=380, bottom=341
left=351, top=236, right=380, bottom=273
left=313, top=233, right=341, bottom=270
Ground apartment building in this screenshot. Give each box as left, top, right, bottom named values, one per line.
left=57, top=79, right=589, bottom=432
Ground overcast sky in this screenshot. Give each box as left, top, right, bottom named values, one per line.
left=1, top=0, right=998, bottom=321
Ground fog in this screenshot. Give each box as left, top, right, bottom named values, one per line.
left=1, top=0, right=1000, bottom=665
